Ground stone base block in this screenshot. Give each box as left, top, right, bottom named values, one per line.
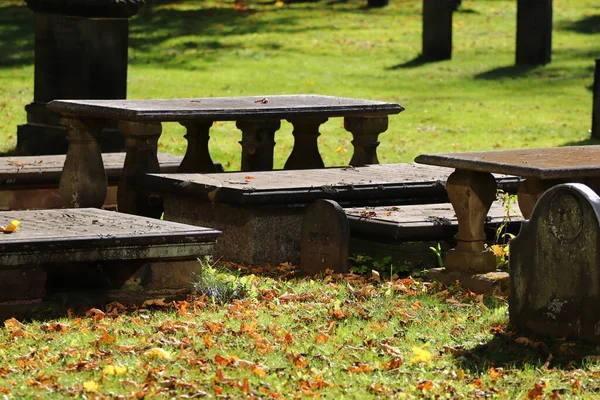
left=164, top=197, right=304, bottom=265
left=427, top=267, right=509, bottom=295
left=0, top=268, right=47, bottom=301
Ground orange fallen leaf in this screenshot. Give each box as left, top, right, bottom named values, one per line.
left=86, top=308, right=105, bottom=322
left=527, top=382, right=546, bottom=399
left=347, top=363, right=374, bottom=374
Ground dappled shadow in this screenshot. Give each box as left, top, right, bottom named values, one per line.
left=474, top=65, right=538, bottom=80
left=387, top=54, right=448, bottom=70
left=558, top=14, right=600, bottom=35
left=0, top=3, right=34, bottom=68
left=454, top=330, right=600, bottom=372
left=456, top=7, right=479, bottom=14
left=560, top=138, right=600, bottom=147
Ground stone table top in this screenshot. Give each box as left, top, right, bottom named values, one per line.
left=415, top=146, right=600, bottom=180
left=143, top=163, right=522, bottom=206
left=0, top=208, right=220, bottom=266
left=47, top=95, right=404, bottom=122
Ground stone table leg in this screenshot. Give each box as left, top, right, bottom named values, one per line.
left=178, top=120, right=217, bottom=173
left=517, top=179, right=561, bottom=219
left=59, top=117, right=107, bottom=209
left=284, top=117, right=328, bottom=170
left=445, top=169, right=497, bottom=273
left=117, top=121, right=163, bottom=218
left=344, top=116, right=388, bottom=167
left=237, top=120, right=281, bottom=171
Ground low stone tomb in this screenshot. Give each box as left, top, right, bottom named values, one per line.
left=510, top=183, right=600, bottom=342
left=301, top=199, right=523, bottom=292
left=142, top=163, right=521, bottom=265
left=0, top=208, right=220, bottom=318
left=0, top=152, right=186, bottom=211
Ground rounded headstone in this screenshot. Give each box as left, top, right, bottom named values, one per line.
left=300, top=200, right=349, bottom=275
left=25, top=0, right=145, bottom=18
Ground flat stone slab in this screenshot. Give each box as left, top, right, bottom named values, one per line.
left=344, top=201, right=523, bottom=242
left=0, top=208, right=220, bottom=266
left=145, top=163, right=522, bottom=206
left=47, top=95, right=404, bottom=121
left=0, top=152, right=183, bottom=186
left=416, top=146, right=600, bottom=180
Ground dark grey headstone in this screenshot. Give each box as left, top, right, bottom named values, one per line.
left=17, top=0, right=144, bottom=155
left=422, top=0, right=455, bottom=61
left=509, top=183, right=600, bottom=342
left=300, top=200, right=349, bottom=275
left=516, top=0, right=552, bottom=65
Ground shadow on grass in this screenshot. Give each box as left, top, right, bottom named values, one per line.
left=557, top=14, right=600, bottom=35
left=387, top=54, right=449, bottom=70
left=454, top=330, right=600, bottom=371
left=0, top=4, right=34, bottom=68
left=560, top=138, right=600, bottom=147
left=474, top=65, right=538, bottom=80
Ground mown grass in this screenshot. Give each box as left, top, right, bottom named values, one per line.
left=0, top=262, right=599, bottom=398
left=0, top=0, right=598, bottom=169
left=0, top=0, right=600, bottom=397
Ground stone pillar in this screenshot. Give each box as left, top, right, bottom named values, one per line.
left=593, top=59, right=600, bottom=140
left=422, top=0, right=456, bottom=61
left=516, top=0, right=552, bottom=66
left=17, top=0, right=145, bottom=155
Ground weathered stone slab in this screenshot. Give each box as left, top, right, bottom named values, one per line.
left=0, top=208, right=220, bottom=266
left=0, top=152, right=183, bottom=211
left=151, top=164, right=521, bottom=265
left=509, top=183, right=600, bottom=342
left=301, top=200, right=349, bottom=274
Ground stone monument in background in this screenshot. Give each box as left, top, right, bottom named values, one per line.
left=17, top=0, right=145, bottom=155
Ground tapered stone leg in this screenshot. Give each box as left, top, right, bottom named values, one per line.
left=59, top=117, right=107, bottom=208
left=117, top=121, right=163, bottom=218
left=284, top=117, right=328, bottom=170
left=178, top=120, right=217, bottom=173
left=445, top=170, right=497, bottom=273
left=517, top=179, right=559, bottom=219
left=237, top=120, right=281, bottom=171
left=344, top=116, right=388, bottom=167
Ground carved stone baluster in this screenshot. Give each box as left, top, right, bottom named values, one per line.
left=517, top=179, right=559, bottom=219
left=59, top=117, right=107, bottom=209
left=344, top=116, right=388, bottom=167
left=178, top=120, right=216, bottom=173
left=445, top=169, right=498, bottom=273
left=237, top=120, right=281, bottom=171
left=117, top=120, right=162, bottom=218
left=284, top=117, right=328, bottom=170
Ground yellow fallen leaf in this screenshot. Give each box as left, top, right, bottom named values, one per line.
left=275, top=0, right=284, bottom=6
left=0, top=220, right=20, bottom=233
left=103, top=364, right=127, bottom=375
left=410, top=346, right=432, bottom=364
left=83, top=380, right=99, bottom=392
left=144, top=347, right=172, bottom=360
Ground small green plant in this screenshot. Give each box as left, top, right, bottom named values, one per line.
left=348, top=253, right=372, bottom=275
left=429, top=243, right=444, bottom=268
left=193, top=256, right=257, bottom=302
left=491, top=190, right=519, bottom=269
left=349, top=253, right=415, bottom=280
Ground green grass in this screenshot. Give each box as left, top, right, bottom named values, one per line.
left=0, top=0, right=598, bottom=169
left=0, top=262, right=599, bottom=398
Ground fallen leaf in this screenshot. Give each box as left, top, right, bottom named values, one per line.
left=409, top=346, right=432, bottom=364
left=0, top=220, right=19, bottom=233
left=83, top=380, right=99, bottom=393
left=103, top=365, right=127, bottom=375
left=144, top=348, right=172, bottom=360
left=347, top=362, right=375, bottom=374
left=86, top=308, right=105, bottom=322
left=527, top=382, right=546, bottom=399
left=141, top=298, right=168, bottom=307
left=380, top=343, right=403, bottom=358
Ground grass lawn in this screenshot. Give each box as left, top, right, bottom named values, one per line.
left=0, top=262, right=599, bottom=398
left=0, top=0, right=598, bottom=169
left=0, top=0, right=600, bottom=397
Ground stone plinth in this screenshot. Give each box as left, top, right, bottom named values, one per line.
left=510, top=183, right=600, bottom=343
left=17, top=0, right=144, bottom=155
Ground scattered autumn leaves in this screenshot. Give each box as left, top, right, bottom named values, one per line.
left=0, top=264, right=598, bottom=397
